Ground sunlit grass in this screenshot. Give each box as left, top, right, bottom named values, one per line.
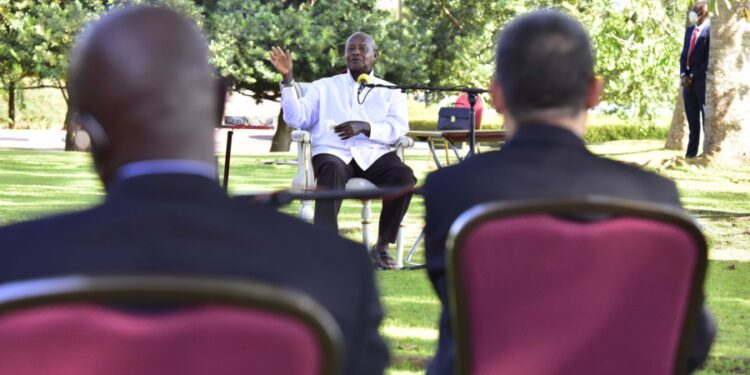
left=0, top=142, right=748, bottom=373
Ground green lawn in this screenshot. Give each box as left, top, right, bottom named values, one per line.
left=0, top=141, right=748, bottom=374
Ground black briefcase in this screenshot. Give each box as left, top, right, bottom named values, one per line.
left=437, top=107, right=471, bottom=130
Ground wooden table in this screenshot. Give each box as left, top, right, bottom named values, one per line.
left=407, top=130, right=507, bottom=168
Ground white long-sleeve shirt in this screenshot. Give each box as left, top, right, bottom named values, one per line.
left=281, top=71, right=408, bottom=170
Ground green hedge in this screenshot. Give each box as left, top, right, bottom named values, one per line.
left=583, top=124, right=668, bottom=143
left=408, top=120, right=667, bottom=143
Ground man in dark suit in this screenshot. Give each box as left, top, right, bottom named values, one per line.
left=0, top=6, right=388, bottom=374
left=423, top=10, right=715, bottom=374
left=680, top=1, right=710, bottom=158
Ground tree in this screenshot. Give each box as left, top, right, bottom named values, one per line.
left=406, top=0, right=686, bottom=124
left=6, top=1, right=202, bottom=150
left=406, top=0, right=513, bottom=91
left=34, top=1, right=106, bottom=150
left=554, top=1, right=685, bottom=123
left=701, top=1, right=750, bottom=162
left=208, top=0, right=425, bottom=151
left=665, top=90, right=688, bottom=149
left=0, top=0, right=43, bottom=128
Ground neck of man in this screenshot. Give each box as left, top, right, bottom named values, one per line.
left=505, top=108, right=587, bottom=139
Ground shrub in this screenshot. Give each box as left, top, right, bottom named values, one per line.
left=408, top=121, right=668, bottom=143
left=583, top=125, right=668, bottom=143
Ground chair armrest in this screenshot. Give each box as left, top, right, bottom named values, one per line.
left=392, top=136, right=414, bottom=162
left=393, top=136, right=414, bottom=149
left=291, top=130, right=311, bottom=143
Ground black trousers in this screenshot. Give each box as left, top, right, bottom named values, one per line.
left=312, top=152, right=416, bottom=244
left=683, top=78, right=706, bottom=158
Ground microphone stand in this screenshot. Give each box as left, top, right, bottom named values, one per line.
left=365, top=83, right=488, bottom=157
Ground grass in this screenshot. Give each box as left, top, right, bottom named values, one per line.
left=0, top=141, right=748, bottom=374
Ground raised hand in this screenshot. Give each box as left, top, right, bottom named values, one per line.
left=269, top=46, right=294, bottom=84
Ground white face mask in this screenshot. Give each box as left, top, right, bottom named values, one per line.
left=689, top=11, right=700, bottom=25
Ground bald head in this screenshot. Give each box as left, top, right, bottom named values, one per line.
left=69, top=6, right=219, bottom=185
left=345, top=32, right=378, bottom=79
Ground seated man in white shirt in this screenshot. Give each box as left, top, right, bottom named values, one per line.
left=269, top=32, right=416, bottom=270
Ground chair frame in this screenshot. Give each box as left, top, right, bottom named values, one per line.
left=0, top=275, right=343, bottom=375
left=446, top=196, right=708, bottom=375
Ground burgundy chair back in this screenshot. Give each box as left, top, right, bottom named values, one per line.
left=0, top=276, right=342, bottom=375
left=447, top=198, right=706, bottom=375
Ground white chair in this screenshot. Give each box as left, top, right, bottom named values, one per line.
left=290, top=83, right=413, bottom=268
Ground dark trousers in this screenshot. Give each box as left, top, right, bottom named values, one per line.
left=683, top=78, right=706, bottom=158
left=312, top=152, right=416, bottom=244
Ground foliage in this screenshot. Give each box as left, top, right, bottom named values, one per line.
left=0, top=1, right=105, bottom=95
left=404, top=0, right=516, bottom=90
left=404, top=0, right=687, bottom=123
left=562, top=0, right=685, bottom=123
left=207, top=0, right=425, bottom=102
left=583, top=123, right=669, bottom=143
left=407, top=119, right=667, bottom=143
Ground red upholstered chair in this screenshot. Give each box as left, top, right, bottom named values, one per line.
left=0, top=276, right=342, bottom=375
left=447, top=197, right=707, bottom=375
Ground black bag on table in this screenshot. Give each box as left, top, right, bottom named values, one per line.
left=437, top=107, right=472, bottom=130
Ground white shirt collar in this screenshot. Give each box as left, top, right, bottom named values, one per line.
left=347, top=70, right=374, bottom=85
left=696, top=18, right=710, bottom=30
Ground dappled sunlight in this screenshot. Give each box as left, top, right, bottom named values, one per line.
left=709, top=249, right=750, bottom=262
left=712, top=297, right=750, bottom=307
left=383, top=326, right=439, bottom=341
left=383, top=296, right=440, bottom=305
left=1, top=144, right=748, bottom=371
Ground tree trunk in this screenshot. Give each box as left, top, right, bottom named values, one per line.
left=664, top=89, right=687, bottom=149
left=63, top=106, right=88, bottom=151
left=702, top=2, right=750, bottom=163
left=270, top=108, right=292, bottom=152
left=7, top=80, right=15, bottom=129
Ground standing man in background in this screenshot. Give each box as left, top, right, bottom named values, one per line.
left=680, top=1, right=710, bottom=158
left=269, top=32, right=416, bottom=270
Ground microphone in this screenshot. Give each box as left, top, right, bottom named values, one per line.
left=357, top=73, right=371, bottom=95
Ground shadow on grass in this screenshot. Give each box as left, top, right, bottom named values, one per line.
left=696, top=356, right=750, bottom=374
left=689, top=209, right=750, bottom=220
left=391, top=354, right=432, bottom=370
left=599, top=147, right=666, bottom=156
left=390, top=355, right=750, bottom=373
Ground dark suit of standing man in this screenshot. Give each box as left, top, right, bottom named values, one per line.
left=0, top=6, right=388, bottom=374
left=423, top=10, right=716, bottom=375
left=680, top=1, right=710, bottom=158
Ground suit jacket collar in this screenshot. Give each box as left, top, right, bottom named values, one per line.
left=689, top=23, right=710, bottom=38
left=106, top=173, right=228, bottom=203
left=505, top=123, right=587, bottom=150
